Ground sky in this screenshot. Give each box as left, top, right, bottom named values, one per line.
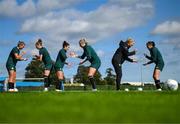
left=0, top=0, right=180, bottom=82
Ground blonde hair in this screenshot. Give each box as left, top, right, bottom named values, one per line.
left=79, top=38, right=88, bottom=45
left=126, top=38, right=134, bottom=44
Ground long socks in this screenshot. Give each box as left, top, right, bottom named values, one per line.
left=44, top=75, right=50, bottom=88
left=88, top=76, right=96, bottom=89
left=155, top=80, right=161, bottom=89
left=56, top=79, right=64, bottom=90
left=8, top=82, right=14, bottom=89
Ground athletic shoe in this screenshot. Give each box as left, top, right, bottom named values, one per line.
left=55, top=89, right=62, bottom=92
left=44, top=87, right=49, bottom=92
left=14, top=88, right=19, bottom=92
left=8, top=89, right=15, bottom=92
left=156, top=88, right=162, bottom=91
left=92, top=89, right=97, bottom=92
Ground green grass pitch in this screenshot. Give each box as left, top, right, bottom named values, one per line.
left=0, top=91, right=180, bottom=123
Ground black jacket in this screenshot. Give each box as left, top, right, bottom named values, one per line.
left=112, top=41, right=135, bottom=64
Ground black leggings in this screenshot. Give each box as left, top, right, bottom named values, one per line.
left=112, top=61, right=122, bottom=90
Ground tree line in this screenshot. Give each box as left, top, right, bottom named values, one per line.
left=25, top=60, right=116, bottom=85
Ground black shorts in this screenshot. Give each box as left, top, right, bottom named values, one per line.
left=54, top=66, right=63, bottom=72
left=155, top=63, right=164, bottom=71
left=6, top=65, right=16, bottom=72
left=44, top=63, right=53, bottom=71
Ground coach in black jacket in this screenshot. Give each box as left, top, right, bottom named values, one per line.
left=112, top=38, right=137, bottom=90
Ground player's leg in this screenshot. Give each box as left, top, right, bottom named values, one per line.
left=88, top=67, right=97, bottom=91
left=56, top=70, right=64, bottom=91
left=13, top=71, right=16, bottom=83
left=43, top=69, right=51, bottom=91
left=43, top=63, right=53, bottom=91
left=112, top=62, right=122, bottom=91
left=6, top=65, right=16, bottom=91
left=8, top=70, right=15, bottom=91
left=153, top=68, right=161, bottom=90
left=13, top=71, right=18, bottom=92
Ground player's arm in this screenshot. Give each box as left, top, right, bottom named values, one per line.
left=61, top=51, right=68, bottom=60
left=128, top=50, right=136, bottom=56
left=69, top=51, right=88, bottom=63
left=126, top=57, right=137, bottom=63
left=79, top=58, right=88, bottom=65
left=144, top=49, right=158, bottom=66
left=14, top=52, right=27, bottom=61
left=122, top=48, right=134, bottom=63
left=122, top=46, right=135, bottom=62
left=151, top=48, right=158, bottom=63
left=144, top=48, right=160, bottom=66
left=69, top=51, right=85, bottom=59
left=125, top=57, right=133, bottom=62
left=86, top=46, right=92, bottom=60
left=79, top=52, right=86, bottom=59
left=35, top=54, right=43, bottom=61
left=143, top=60, right=153, bottom=66
left=71, top=52, right=86, bottom=59
left=122, top=44, right=136, bottom=56
left=79, top=47, right=92, bottom=65
left=64, top=62, right=72, bottom=68
left=144, top=53, right=153, bottom=60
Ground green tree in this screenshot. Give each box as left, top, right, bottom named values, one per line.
left=104, top=68, right=116, bottom=85
left=25, top=60, right=44, bottom=78
left=25, top=60, right=58, bottom=85
left=74, top=65, right=104, bottom=85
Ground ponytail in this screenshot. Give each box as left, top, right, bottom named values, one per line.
left=63, top=41, right=70, bottom=48
left=17, top=41, right=25, bottom=47
left=35, top=39, right=43, bottom=46
left=147, top=41, right=155, bottom=47
left=126, top=38, right=134, bottom=44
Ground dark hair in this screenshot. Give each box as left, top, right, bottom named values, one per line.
left=63, top=41, right=69, bottom=48
left=146, top=41, right=155, bottom=47
left=35, top=39, right=43, bottom=46
left=17, top=41, right=25, bottom=47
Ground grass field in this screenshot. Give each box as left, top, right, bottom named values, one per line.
left=0, top=91, right=180, bottom=123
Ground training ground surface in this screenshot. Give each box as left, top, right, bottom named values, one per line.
left=0, top=91, right=180, bottom=123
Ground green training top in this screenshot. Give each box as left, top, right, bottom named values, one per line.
left=80, top=45, right=100, bottom=64
left=39, top=47, right=52, bottom=65
left=55, top=48, right=67, bottom=68
left=147, top=47, right=164, bottom=65
left=6, top=47, right=20, bottom=66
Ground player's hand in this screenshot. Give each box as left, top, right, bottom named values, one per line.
left=35, top=55, right=39, bottom=58
left=67, top=63, right=72, bottom=68
left=21, top=51, right=26, bottom=55
left=144, top=53, right=148, bottom=57
left=143, top=63, right=147, bottom=66
left=79, top=60, right=84, bottom=65
left=32, top=57, right=36, bottom=60
left=133, top=49, right=138, bottom=54
left=34, top=55, right=40, bottom=59
left=69, top=52, right=77, bottom=58
left=133, top=59, right=138, bottom=63
left=23, top=58, right=28, bottom=61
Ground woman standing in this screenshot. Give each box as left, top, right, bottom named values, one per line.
left=6, top=41, right=27, bottom=92
left=35, top=39, right=53, bottom=91
left=143, top=41, right=164, bottom=91
left=72, top=39, right=101, bottom=91
left=112, top=38, right=137, bottom=90
left=54, top=41, right=71, bottom=91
